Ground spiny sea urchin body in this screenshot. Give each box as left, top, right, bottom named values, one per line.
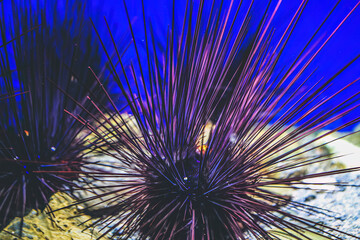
left=0, top=0, right=109, bottom=233
left=67, top=0, right=360, bottom=239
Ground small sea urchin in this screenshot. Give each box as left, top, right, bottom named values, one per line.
left=0, top=0, right=108, bottom=234
left=63, top=0, right=360, bottom=239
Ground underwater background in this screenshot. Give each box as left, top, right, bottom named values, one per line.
left=1, top=0, right=360, bottom=239
left=1, top=0, right=360, bottom=130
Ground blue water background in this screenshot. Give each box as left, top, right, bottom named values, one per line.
left=1, top=0, right=360, bottom=131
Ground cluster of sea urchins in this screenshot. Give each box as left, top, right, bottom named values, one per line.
left=1, top=0, right=360, bottom=239
left=0, top=0, right=109, bottom=234
left=61, top=0, right=360, bottom=240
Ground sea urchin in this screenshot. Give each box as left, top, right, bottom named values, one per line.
left=64, top=0, right=360, bottom=239
left=0, top=0, right=108, bottom=234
